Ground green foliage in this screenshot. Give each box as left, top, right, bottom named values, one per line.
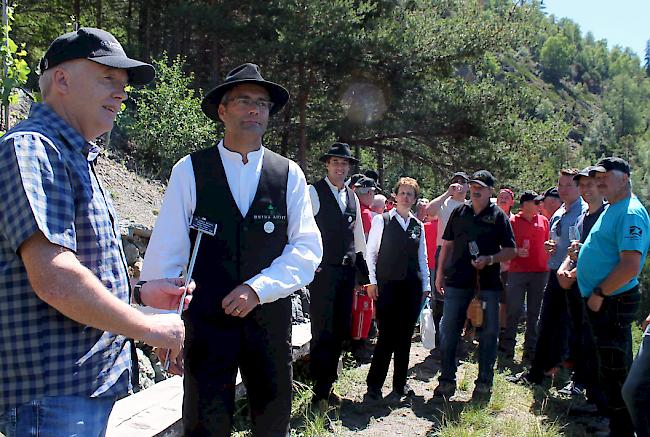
left=540, top=34, right=576, bottom=83
left=118, top=54, right=217, bottom=179
left=1, top=5, right=30, bottom=108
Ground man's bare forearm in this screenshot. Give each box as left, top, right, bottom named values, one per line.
left=21, top=232, right=158, bottom=342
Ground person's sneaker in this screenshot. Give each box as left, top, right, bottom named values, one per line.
left=364, top=385, right=382, bottom=401
left=506, top=371, right=536, bottom=386
left=433, top=380, right=456, bottom=398
left=558, top=380, right=584, bottom=397
left=394, top=382, right=415, bottom=397
left=472, top=382, right=492, bottom=399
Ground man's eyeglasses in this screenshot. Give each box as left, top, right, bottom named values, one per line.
left=228, top=96, right=274, bottom=111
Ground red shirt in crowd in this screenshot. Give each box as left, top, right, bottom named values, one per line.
left=361, top=205, right=374, bottom=235
left=424, top=218, right=438, bottom=269
left=509, top=212, right=550, bottom=273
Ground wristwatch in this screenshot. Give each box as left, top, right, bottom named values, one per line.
left=488, top=255, right=495, bottom=266
left=592, top=286, right=606, bottom=298
left=133, top=281, right=147, bottom=305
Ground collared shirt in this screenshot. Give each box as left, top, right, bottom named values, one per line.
left=308, top=177, right=366, bottom=254
left=0, top=103, right=132, bottom=414
left=578, top=196, right=650, bottom=297
left=548, top=197, right=586, bottom=270
left=442, top=201, right=516, bottom=291
left=365, top=209, right=430, bottom=292
left=141, top=140, right=322, bottom=304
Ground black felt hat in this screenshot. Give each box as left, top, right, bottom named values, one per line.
left=319, top=142, right=359, bottom=164
left=40, top=27, right=155, bottom=85
left=201, top=63, right=289, bottom=121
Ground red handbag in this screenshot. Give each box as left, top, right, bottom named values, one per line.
left=351, top=286, right=374, bottom=340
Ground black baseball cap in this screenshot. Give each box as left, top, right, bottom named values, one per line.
left=573, top=166, right=596, bottom=180
left=450, top=171, right=469, bottom=183
left=519, top=190, right=539, bottom=204
left=590, top=157, right=631, bottom=175
left=40, top=27, right=155, bottom=85
left=469, top=170, right=495, bottom=188
left=535, top=187, right=560, bottom=201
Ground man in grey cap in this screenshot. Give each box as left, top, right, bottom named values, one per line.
left=141, top=63, right=322, bottom=435
left=0, top=28, right=190, bottom=436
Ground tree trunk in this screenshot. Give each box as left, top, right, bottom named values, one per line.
left=73, top=0, right=81, bottom=26
left=296, top=62, right=313, bottom=171
left=376, top=145, right=384, bottom=188
left=95, top=0, right=102, bottom=28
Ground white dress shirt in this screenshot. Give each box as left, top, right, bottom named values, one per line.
left=365, top=208, right=430, bottom=292
left=308, top=176, right=367, bottom=255
left=141, top=140, right=323, bottom=304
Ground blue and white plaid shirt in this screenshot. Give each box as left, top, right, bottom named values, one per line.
left=0, top=103, right=132, bottom=414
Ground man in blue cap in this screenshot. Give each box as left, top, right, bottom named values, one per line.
left=0, top=28, right=191, bottom=436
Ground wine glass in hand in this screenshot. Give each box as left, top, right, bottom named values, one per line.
left=469, top=241, right=479, bottom=260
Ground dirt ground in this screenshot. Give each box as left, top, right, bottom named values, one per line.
left=329, top=341, right=467, bottom=437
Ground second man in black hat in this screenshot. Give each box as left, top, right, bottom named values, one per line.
left=307, top=142, right=368, bottom=410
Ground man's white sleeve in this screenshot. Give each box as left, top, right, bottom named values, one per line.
left=140, top=155, right=196, bottom=280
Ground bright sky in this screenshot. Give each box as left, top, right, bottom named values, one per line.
left=542, top=0, right=650, bottom=61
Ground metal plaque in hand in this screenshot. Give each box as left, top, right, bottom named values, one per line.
left=190, top=216, right=218, bottom=236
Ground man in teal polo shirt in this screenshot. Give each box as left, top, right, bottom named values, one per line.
left=577, top=157, right=650, bottom=437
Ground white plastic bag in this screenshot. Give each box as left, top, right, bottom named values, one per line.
left=420, top=299, right=436, bottom=350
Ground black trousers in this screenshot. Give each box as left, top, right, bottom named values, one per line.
left=367, top=277, right=422, bottom=391
left=309, top=264, right=355, bottom=399
left=182, top=298, right=292, bottom=437
left=588, top=287, right=640, bottom=437
left=528, top=271, right=567, bottom=381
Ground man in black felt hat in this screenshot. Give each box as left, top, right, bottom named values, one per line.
left=141, top=63, right=323, bottom=435
left=0, top=28, right=192, bottom=436
left=307, top=142, right=368, bottom=410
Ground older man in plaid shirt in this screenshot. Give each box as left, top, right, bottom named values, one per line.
left=0, top=28, right=191, bottom=436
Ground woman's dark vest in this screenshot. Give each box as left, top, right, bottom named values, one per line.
left=376, top=213, right=421, bottom=283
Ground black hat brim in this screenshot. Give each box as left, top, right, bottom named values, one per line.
left=201, top=79, right=290, bottom=122
left=469, top=179, right=490, bottom=188
left=90, top=56, right=155, bottom=85
left=319, top=153, right=359, bottom=164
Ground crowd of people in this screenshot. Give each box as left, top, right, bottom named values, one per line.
left=1, top=27, right=650, bottom=437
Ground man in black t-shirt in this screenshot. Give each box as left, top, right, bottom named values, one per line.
left=433, top=170, right=516, bottom=399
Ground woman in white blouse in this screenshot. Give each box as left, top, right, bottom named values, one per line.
left=364, top=177, right=430, bottom=400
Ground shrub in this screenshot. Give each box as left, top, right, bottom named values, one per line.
left=119, top=54, right=217, bottom=179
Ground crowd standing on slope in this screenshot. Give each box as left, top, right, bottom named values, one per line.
left=1, top=27, right=650, bottom=437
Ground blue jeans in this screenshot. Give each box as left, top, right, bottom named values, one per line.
left=439, top=286, right=500, bottom=386
left=622, top=323, right=650, bottom=437
left=0, top=395, right=116, bottom=437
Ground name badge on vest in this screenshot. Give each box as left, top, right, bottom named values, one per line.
left=264, top=221, right=275, bottom=233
